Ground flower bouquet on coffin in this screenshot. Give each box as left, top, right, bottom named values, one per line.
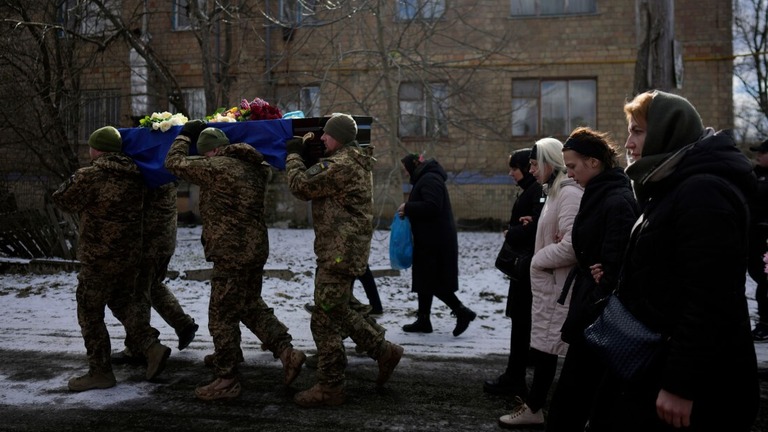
left=207, top=98, right=282, bottom=123
left=138, top=112, right=189, bottom=132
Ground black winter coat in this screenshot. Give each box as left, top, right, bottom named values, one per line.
left=559, top=167, right=639, bottom=343
left=503, top=173, right=543, bottom=316
left=403, top=159, right=459, bottom=295
left=591, top=131, right=759, bottom=432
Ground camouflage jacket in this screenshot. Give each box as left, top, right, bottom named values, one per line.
left=142, top=182, right=178, bottom=259
left=165, top=138, right=269, bottom=269
left=52, top=153, right=144, bottom=273
left=286, top=144, right=374, bottom=277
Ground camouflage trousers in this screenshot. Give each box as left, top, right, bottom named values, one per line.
left=125, top=254, right=194, bottom=353
left=312, top=267, right=387, bottom=385
left=209, top=264, right=293, bottom=378
left=76, top=267, right=161, bottom=374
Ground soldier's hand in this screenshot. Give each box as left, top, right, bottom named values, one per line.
left=286, top=137, right=305, bottom=155
left=178, top=119, right=206, bottom=142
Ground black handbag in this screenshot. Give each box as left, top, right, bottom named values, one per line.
left=583, top=294, right=664, bottom=381
left=494, top=240, right=531, bottom=282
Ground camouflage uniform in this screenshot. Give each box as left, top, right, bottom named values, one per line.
left=165, top=137, right=294, bottom=379
left=125, top=182, right=196, bottom=354
left=286, top=144, right=389, bottom=385
left=52, top=153, right=162, bottom=375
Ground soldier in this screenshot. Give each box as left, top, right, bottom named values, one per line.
left=52, top=126, right=172, bottom=391
left=114, top=181, right=199, bottom=365
left=165, top=123, right=305, bottom=401
left=286, top=113, right=404, bottom=407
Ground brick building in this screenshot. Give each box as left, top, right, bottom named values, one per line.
left=1, top=0, right=734, bottom=228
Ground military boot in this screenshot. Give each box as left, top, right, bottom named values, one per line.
left=68, top=370, right=116, bottom=392
left=376, top=342, right=404, bottom=386
left=145, top=342, right=171, bottom=380
left=402, top=313, right=433, bottom=333
left=280, top=347, right=307, bottom=385
left=294, top=382, right=345, bottom=407
left=176, top=321, right=199, bottom=351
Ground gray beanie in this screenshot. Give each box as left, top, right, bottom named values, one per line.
left=196, top=127, right=230, bottom=154
left=88, top=126, right=122, bottom=153
left=323, top=113, right=357, bottom=145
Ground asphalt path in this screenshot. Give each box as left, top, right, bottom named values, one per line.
left=0, top=349, right=767, bottom=432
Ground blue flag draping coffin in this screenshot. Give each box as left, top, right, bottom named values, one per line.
left=120, top=119, right=293, bottom=188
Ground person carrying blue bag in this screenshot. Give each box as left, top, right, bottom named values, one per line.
left=397, top=153, right=476, bottom=337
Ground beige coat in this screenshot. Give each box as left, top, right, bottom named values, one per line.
left=529, top=177, right=583, bottom=356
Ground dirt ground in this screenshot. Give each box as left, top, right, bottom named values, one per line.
left=0, top=348, right=766, bottom=432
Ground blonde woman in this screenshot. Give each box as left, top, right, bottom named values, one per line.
left=498, top=137, right=583, bottom=429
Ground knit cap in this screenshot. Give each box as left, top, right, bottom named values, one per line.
left=509, top=148, right=532, bottom=170
left=196, top=127, right=230, bottom=154
left=323, top=113, right=358, bottom=145
left=88, top=126, right=122, bottom=153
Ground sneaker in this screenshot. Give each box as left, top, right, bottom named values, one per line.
left=376, top=342, right=404, bottom=386
left=176, top=322, right=199, bottom=350
left=294, top=382, right=345, bottom=407
left=68, top=370, right=116, bottom=392
left=195, top=377, right=242, bottom=401
left=145, top=342, right=171, bottom=380
left=280, top=347, right=307, bottom=385
left=498, top=402, right=545, bottom=429
left=752, top=322, right=768, bottom=341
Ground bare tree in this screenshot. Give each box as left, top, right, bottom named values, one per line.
left=263, top=0, right=521, bottom=216
left=734, top=0, right=768, bottom=140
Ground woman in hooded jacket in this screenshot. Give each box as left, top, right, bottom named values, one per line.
left=587, top=91, right=759, bottom=432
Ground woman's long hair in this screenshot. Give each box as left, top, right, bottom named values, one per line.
left=534, top=137, right=567, bottom=198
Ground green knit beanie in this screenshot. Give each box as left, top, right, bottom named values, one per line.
left=323, top=113, right=358, bottom=145
left=625, top=90, right=704, bottom=183
left=88, top=126, right=122, bottom=153
left=196, top=127, right=230, bottom=154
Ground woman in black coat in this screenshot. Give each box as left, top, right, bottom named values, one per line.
left=483, top=148, right=543, bottom=399
left=397, top=154, right=476, bottom=337
left=545, top=127, right=640, bottom=432
left=588, top=91, right=759, bottom=432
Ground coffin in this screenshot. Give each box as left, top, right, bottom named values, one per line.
left=119, top=116, right=373, bottom=188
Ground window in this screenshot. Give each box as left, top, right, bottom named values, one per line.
left=279, top=0, right=319, bottom=26
left=81, top=91, right=121, bottom=141
left=510, top=0, right=595, bottom=17
left=511, top=79, right=596, bottom=137
left=59, top=0, right=119, bottom=36
left=399, top=82, right=448, bottom=138
left=276, top=86, right=321, bottom=117
left=173, top=0, right=204, bottom=31
left=397, top=0, right=445, bottom=20
left=170, top=88, right=207, bottom=120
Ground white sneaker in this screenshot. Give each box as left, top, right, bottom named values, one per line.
left=498, top=403, right=545, bottom=429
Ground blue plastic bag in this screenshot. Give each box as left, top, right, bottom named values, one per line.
left=389, top=216, right=413, bottom=270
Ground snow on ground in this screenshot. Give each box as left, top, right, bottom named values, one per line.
left=0, top=226, right=765, bottom=408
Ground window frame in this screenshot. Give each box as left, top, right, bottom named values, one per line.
left=59, top=0, right=120, bottom=37
left=511, top=78, right=596, bottom=137
left=170, top=88, right=207, bottom=120
left=398, top=81, right=449, bottom=139
left=278, top=0, right=320, bottom=27
left=510, top=0, right=596, bottom=17
left=396, top=0, right=446, bottom=21
left=81, top=91, right=122, bottom=142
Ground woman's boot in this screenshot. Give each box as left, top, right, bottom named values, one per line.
left=452, top=306, right=477, bottom=336
left=402, top=313, right=433, bottom=333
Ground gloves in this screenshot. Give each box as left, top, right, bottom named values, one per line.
left=178, top=119, right=206, bottom=142
left=304, top=142, right=326, bottom=165
left=286, top=137, right=305, bottom=155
